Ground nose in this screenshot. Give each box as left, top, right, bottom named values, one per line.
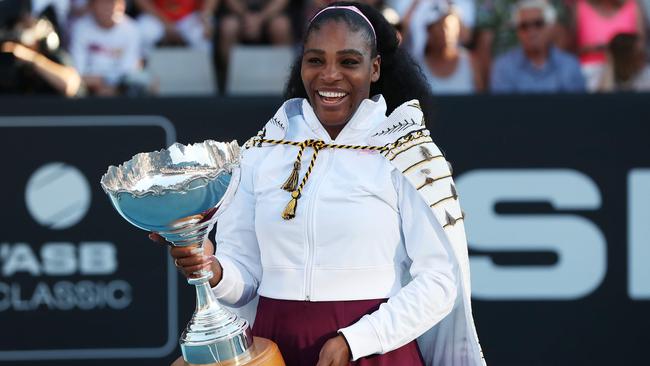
left=319, top=62, right=342, bottom=83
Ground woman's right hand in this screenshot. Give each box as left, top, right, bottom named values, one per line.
left=149, top=233, right=224, bottom=287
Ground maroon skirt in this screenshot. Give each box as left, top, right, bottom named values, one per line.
left=252, top=296, right=425, bottom=366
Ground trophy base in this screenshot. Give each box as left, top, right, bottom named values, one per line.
left=173, top=337, right=285, bottom=366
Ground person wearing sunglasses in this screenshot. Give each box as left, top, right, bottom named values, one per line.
left=490, top=0, right=585, bottom=93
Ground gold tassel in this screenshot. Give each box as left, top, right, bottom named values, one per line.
left=281, top=161, right=301, bottom=191
left=282, top=191, right=300, bottom=220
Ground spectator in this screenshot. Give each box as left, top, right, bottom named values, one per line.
left=575, top=0, right=645, bottom=91
left=70, top=0, right=143, bottom=96
left=0, top=0, right=82, bottom=96
left=601, top=32, right=650, bottom=91
left=475, top=0, right=570, bottom=88
left=490, top=0, right=585, bottom=93
left=218, top=0, right=292, bottom=89
left=417, top=0, right=482, bottom=94
left=135, top=0, right=218, bottom=54
left=400, top=0, right=474, bottom=59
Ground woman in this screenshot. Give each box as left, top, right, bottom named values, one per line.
left=600, top=32, right=650, bottom=91
left=575, top=0, right=645, bottom=91
left=154, top=2, right=485, bottom=365
left=418, top=5, right=482, bottom=94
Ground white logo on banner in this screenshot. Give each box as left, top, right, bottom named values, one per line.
left=457, top=169, right=608, bottom=301
left=0, top=162, right=131, bottom=312
left=25, top=162, right=91, bottom=230
left=0, top=115, right=178, bottom=360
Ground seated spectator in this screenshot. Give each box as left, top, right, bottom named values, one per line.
left=0, top=0, right=82, bottom=96
left=490, top=0, right=585, bottom=93
left=218, top=0, right=292, bottom=90
left=70, top=0, right=143, bottom=96
left=475, top=0, right=571, bottom=88
left=417, top=0, right=482, bottom=94
left=135, top=0, right=218, bottom=54
left=575, top=0, right=645, bottom=92
left=600, top=32, right=650, bottom=91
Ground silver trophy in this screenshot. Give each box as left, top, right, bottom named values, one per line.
left=100, top=140, right=253, bottom=365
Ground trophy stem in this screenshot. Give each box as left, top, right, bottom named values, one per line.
left=187, top=265, right=214, bottom=286
left=180, top=275, right=253, bottom=364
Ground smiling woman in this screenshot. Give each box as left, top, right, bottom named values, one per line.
left=285, top=2, right=435, bottom=134
left=161, top=2, right=486, bottom=366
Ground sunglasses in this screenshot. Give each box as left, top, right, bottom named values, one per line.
left=517, top=19, right=545, bottom=31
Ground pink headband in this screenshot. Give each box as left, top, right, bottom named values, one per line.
left=309, top=5, right=376, bottom=40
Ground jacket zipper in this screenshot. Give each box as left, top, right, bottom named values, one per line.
left=304, top=149, right=334, bottom=301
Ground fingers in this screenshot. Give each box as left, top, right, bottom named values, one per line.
left=148, top=233, right=170, bottom=245
left=315, top=357, right=333, bottom=366
left=317, top=336, right=350, bottom=366
left=173, top=252, right=212, bottom=267
left=147, top=233, right=216, bottom=279
left=170, top=245, right=214, bottom=278
left=174, top=254, right=216, bottom=278
left=316, top=345, right=332, bottom=366
left=170, top=245, right=206, bottom=258
left=177, top=258, right=215, bottom=276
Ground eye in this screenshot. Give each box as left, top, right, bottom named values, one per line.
left=342, top=58, right=360, bottom=66
left=306, top=57, right=323, bottom=65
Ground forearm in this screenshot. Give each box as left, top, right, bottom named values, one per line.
left=31, top=54, right=82, bottom=97
left=211, top=254, right=259, bottom=307
left=339, top=269, right=457, bottom=360
left=339, top=170, right=459, bottom=360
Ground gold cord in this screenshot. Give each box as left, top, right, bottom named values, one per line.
left=259, top=138, right=388, bottom=220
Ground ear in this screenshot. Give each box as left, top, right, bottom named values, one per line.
left=371, top=55, right=381, bottom=82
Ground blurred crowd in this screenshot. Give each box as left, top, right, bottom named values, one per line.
left=0, top=0, right=648, bottom=97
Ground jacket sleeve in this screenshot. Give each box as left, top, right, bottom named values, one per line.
left=339, top=169, right=458, bottom=360
left=211, top=150, right=262, bottom=307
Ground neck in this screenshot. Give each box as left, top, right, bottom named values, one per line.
left=430, top=45, right=458, bottom=59
left=323, top=125, right=344, bottom=140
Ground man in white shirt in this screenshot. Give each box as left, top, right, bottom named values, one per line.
left=69, top=0, right=142, bottom=95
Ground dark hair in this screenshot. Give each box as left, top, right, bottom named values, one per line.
left=609, top=33, right=643, bottom=85
left=0, top=0, right=31, bottom=31
left=284, top=1, right=435, bottom=124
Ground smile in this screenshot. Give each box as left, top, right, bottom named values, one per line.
left=317, top=90, right=349, bottom=105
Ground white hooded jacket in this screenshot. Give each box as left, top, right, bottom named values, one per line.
left=212, top=95, right=485, bottom=365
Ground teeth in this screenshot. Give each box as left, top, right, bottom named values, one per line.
left=318, top=91, right=347, bottom=98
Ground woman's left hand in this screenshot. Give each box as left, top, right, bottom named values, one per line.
left=316, top=334, right=351, bottom=366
